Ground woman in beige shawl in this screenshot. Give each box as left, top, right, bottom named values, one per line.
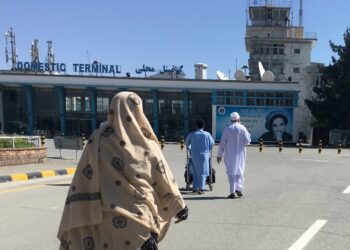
left=57, top=92, right=188, bottom=249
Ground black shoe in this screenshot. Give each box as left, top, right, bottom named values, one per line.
left=227, top=193, right=236, bottom=199
left=235, top=191, right=243, bottom=197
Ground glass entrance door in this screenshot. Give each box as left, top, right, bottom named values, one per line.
left=66, top=118, right=91, bottom=137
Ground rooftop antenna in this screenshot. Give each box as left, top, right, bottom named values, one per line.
left=216, top=70, right=229, bottom=80
left=46, top=40, right=55, bottom=72
left=31, top=39, right=40, bottom=64
left=4, top=27, right=18, bottom=70
left=258, top=61, right=275, bottom=81
left=299, top=0, right=303, bottom=26
left=234, top=69, right=246, bottom=81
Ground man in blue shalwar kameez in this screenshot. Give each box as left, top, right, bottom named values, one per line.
left=185, top=119, right=214, bottom=194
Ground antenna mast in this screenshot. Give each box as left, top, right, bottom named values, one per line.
left=4, top=27, right=18, bottom=70
left=31, top=39, right=40, bottom=64
left=299, top=0, right=303, bottom=26
left=46, top=40, right=55, bottom=73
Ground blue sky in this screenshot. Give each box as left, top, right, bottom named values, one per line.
left=1, top=0, right=349, bottom=79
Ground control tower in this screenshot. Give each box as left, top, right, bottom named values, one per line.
left=245, top=0, right=319, bottom=143
left=245, top=0, right=317, bottom=82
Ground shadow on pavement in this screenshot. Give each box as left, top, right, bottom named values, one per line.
left=45, top=183, right=71, bottom=187
left=182, top=196, right=227, bottom=200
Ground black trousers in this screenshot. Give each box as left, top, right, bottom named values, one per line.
left=141, top=232, right=158, bottom=250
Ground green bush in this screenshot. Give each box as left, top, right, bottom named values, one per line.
left=0, top=138, right=36, bottom=148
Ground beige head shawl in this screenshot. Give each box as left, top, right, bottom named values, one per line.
left=58, top=91, right=186, bottom=244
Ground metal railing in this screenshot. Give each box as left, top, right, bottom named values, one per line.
left=248, top=0, right=291, bottom=8
left=0, top=136, right=41, bottom=148
left=304, top=32, right=317, bottom=39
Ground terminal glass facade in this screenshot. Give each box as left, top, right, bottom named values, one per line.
left=2, top=87, right=28, bottom=134
left=65, top=89, right=92, bottom=137
left=217, top=90, right=297, bottom=107
left=189, top=93, right=212, bottom=132
left=0, top=84, right=298, bottom=141
left=158, top=92, right=184, bottom=140
left=96, top=90, right=118, bottom=126
left=33, top=88, right=60, bottom=137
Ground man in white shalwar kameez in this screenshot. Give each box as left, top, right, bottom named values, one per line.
left=217, top=112, right=251, bottom=199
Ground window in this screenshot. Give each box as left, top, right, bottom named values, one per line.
left=65, top=96, right=81, bottom=112
left=97, top=97, right=109, bottom=113
left=216, top=91, right=244, bottom=105
left=171, top=100, right=184, bottom=115
left=143, top=99, right=153, bottom=116
left=294, top=48, right=301, bottom=54
left=293, top=67, right=300, bottom=73
left=273, top=43, right=285, bottom=55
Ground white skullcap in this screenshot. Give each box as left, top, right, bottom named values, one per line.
left=230, top=112, right=240, bottom=121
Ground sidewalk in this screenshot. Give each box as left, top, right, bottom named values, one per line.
left=0, top=139, right=80, bottom=183
left=0, top=157, right=78, bottom=183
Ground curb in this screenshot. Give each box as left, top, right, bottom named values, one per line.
left=0, top=167, right=76, bottom=183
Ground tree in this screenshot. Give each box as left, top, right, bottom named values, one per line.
left=305, top=28, right=350, bottom=130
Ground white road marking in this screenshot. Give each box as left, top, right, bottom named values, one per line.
left=293, top=159, right=329, bottom=163
left=288, top=219, right=327, bottom=250
left=342, top=185, right=350, bottom=194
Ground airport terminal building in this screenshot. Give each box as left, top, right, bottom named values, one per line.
left=0, top=71, right=302, bottom=142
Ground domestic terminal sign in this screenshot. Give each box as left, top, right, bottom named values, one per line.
left=16, top=61, right=121, bottom=75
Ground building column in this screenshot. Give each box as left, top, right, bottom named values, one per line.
left=151, top=89, right=159, bottom=136
left=0, top=86, right=3, bottom=132
left=87, top=87, right=97, bottom=131
left=183, top=90, right=189, bottom=137
left=243, top=90, right=248, bottom=105
left=23, top=85, right=34, bottom=135
left=211, top=90, right=217, bottom=105
left=55, top=86, right=66, bottom=135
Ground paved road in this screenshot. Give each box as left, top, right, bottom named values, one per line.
left=0, top=145, right=349, bottom=249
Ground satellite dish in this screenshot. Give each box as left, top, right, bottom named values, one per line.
left=258, top=61, right=265, bottom=79
left=234, top=69, right=245, bottom=81
left=216, top=70, right=229, bottom=80
left=262, top=70, right=275, bottom=81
